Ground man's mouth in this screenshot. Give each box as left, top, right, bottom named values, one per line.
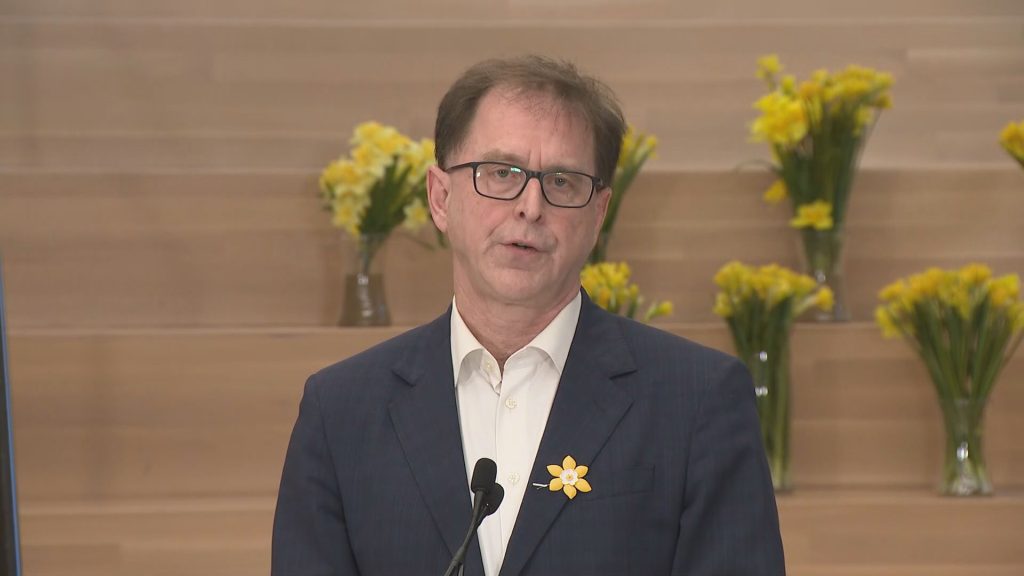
left=503, top=237, right=544, bottom=251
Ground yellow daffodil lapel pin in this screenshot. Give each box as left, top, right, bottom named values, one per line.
left=547, top=455, right=592, bottom=500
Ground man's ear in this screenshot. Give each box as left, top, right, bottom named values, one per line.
left=426, top=164, right=451, bottom=233
left=593, top=186, right=612, bottom=230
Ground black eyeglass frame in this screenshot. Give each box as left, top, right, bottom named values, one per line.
left=445, top=161, right=605, bottom=208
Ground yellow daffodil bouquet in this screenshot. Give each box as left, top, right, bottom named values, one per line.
left=589, top=125, right=658, bottom=264
left=875, top=265, right=1024, bottom=495
left=1000, top=120, right=1024, bottom=168
left=752, top=55, right=893, bottom=321
left=581, top=262, right=672, bottom=322
left=320, top=121, right=437, bottom=326
left=319, top=121, right=436, bottom=244
left=713, top=261, right=834, bottom=490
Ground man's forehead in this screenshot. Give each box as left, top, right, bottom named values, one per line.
left=459, top=87, right=595, bottom=165
left=485, top=86, right=585, bottom=125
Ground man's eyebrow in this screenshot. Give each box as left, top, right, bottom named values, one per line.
left=479, top=149, right=526, bottom=165
left=478, top=149, right=589, bottom=174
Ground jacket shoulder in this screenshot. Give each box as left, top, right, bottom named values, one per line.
left=305, top=315, right=444, bottom=402
left=614, top=314, right=740, bottom=372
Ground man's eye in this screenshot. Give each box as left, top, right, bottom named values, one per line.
left=493, top=168, right=511, bottom=178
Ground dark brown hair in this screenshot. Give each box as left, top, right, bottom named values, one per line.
left=434, top=55, right=626, bottom=186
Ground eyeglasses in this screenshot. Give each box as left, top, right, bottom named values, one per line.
left=445, top=161, right=604, bottom=208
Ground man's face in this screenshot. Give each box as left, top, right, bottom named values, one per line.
left=427, top=88, right=610, bottom=312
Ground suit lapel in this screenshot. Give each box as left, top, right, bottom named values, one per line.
left=389, top=309, right=484, bottom=573
left=499, top=296, right=637, bottom=576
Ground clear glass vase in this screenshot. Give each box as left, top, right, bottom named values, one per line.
left=739, top=335, right=792, bottom=492
left=339, top=233, right=391, bottom=327
left=798, top=228, right=849, bottom=322
left=939, top=396, right=992, bottom=496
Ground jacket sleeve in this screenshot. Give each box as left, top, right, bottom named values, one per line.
left=272, top=374, right=360, bottom=576
left=670, top=357, right=787, bottom=575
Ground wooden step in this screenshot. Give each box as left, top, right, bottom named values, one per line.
left=780, top=489, right=1024, bottom=573
left=20, top=497, right=272, bottom=576
left=3, top=0, right=1023, bottom=22
left=2, top=18, right=1022, bottom=168
left=790, top=568, right=1023, bottom=576
left=7, top=324, right=1023, bottom=501
left=1, top=168, right=1021, bottom=328
left=17, top=490, right=1024, bottom=576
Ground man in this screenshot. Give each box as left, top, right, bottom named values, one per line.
left=273, top=55, right=785, bottom=575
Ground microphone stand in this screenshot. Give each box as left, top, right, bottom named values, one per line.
left=443, top=484, right=503, bottom=576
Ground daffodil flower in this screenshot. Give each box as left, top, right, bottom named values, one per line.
left=1000, top=120, right=1024, bottom=167
left=581, top=262, right=672, bottom=322
left=547, top=455, right=592, bottom=500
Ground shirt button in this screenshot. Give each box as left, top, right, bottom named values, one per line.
left=508, top=473, right=520, bottom=485
left=504, top=397, right=518, bottom=410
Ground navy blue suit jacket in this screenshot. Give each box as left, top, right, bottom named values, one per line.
left=272, top=295, right=785, bottom=575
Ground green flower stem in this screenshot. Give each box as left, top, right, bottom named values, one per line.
left=590, top=148, right=652, bottom=264
left=801, top=228, right=843, bottom=275
left=764, top=334, right=791, bottom=490
left=901, top=297, right=1021, bottom=496
left=729, top=300, right=794, bottom=491
left=938, top=396, right=991, bottom=496
left=356, top=233, right=387, bottom=275
left=799, top=229, right=847, bottom=321
left=590, top=231, right=612, bottom=266
left=340, top=232, right=391, bottom=327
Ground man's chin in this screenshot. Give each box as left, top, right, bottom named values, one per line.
left=484, top=276, right=579, bottom=311
left=476, top=275, right=548, bottom=306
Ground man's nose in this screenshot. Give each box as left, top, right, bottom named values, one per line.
left=514, top=176, right=546, bottom=221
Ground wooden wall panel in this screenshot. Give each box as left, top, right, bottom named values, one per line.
left=2, top=3, right=1023, bottom=573
left=2, top=18, right=1022, bottom=169
left=2, top=169, right=1020, bottom=328
left=8, top=325, right=1023, bottom=501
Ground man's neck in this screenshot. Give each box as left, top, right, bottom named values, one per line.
left=455, top=288, right=578, bottom=369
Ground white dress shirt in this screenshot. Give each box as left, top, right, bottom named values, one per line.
left=450, top=293, right=581, bottom=576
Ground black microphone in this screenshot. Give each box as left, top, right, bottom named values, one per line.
left=481, top=483, right=504, bottom=520
left=470, top=458, right=497, bottom=495
left=443, top=458, right=504, bottom=576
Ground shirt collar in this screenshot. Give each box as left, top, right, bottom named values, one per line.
left=450, top=291, right=582, bottom=386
